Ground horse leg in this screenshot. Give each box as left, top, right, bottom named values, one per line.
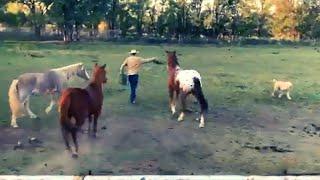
left=169, top=88, right=176, bottom=115
left=45, top=94, right=56, bottom=114
left=178, top=92, right=187, bottom=122
left=93, top=114, right=98, bottom=138
left=199, top=112, right=205, bottom=128
left=71, top=129, right=79, bottom=158
left=87, top=114, right=92, bottom=136
left=10, top=114, right=18, bottom=128
left=25, top=96, right=38, bottom=119
left=175, top=86, right=180, bottom=101
left=61, top=126, right=71, bottom=151
left=192, top=85, right=208, bottom=128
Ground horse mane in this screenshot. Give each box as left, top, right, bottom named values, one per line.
left=167, top=53, right=180, bottom=68
left=90, top=66, right=104, bottom=85
left=52, top=63, right=83, bottom=72
left=51, top=63, right=83, bottom=79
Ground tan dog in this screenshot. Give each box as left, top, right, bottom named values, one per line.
left=271, top=79, right=293, bottom=100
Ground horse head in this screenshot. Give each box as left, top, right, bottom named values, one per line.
left=76, top=63, right=90, bottom=81
left=165, top=50, right=180, bottom=68
left=92, top=63, right=107, bottom=84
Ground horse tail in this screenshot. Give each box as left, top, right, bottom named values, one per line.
left=8, top=79, right=25, bottom=118
left=59, top=91, right=76, bottom=132
left=15, top=80, right=20, bottom=100
left=193, top=77, right=208, bottom=113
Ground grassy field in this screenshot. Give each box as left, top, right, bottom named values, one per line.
left=1, top=41, right=320, bottom=175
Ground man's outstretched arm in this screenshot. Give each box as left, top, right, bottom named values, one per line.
left=141, top=57, right=157, bottom=64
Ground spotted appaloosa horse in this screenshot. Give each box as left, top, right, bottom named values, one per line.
left=165, top=50, right=208, bottom=128
left=58, top=63, right=107, bottom=158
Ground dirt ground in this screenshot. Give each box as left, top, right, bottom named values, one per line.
left=1, top=102, right=320, bottom=175
left=1, top=43, right=320, bottom=175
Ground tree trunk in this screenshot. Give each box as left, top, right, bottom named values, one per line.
left=214, top=11, right=219, bottom=39
left=29, top=1, right=41, bottom=39
left=34, top=25, right=41, bottom=39
left=75, top=22, right=80, bottom=41
left=63, top=23, right=73, bottom=42
left=109, top=0, right=118, bottom=30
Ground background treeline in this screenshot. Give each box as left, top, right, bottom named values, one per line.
left=0, top=0, right=319, bottom=42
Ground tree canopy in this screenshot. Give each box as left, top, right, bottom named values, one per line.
left=0, top=0, right=319, bottom=42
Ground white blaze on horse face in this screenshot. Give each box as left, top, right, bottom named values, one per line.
left=176, top=70, right=201, bottom=93
left=85, top=69, right=90, bottom=80
left=81, top=65, right=90, bottom=80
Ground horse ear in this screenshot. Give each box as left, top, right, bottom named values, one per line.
left=173, top=51, right=176, bottom=54
left=101, top=64, right=106, bottom=69
left=165, top=50, right=169, bottom=53
left=94, top=63, right=98, bottom=67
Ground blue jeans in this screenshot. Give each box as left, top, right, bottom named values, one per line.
left=128, top=74, right=139, bottom=103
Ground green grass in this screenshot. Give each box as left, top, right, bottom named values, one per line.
left=1, top=42, right=319, bottom=121
left=1, top=42, right=320, bottom=175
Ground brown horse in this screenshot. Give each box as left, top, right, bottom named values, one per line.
left=58, top=63, right=107, bottom=158
left=165, top=51, right=208, bottom=128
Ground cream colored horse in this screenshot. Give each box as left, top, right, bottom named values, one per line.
left=9, top=63, right=90, bottom=128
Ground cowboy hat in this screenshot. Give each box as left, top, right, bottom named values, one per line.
left=129, top=49, right=139, bottom=54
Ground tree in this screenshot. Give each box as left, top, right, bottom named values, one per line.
left=129, top=0, right=150, bottom=37
left=297, top=0, right=320, bottom=40
left=13, top=0, right=53, bottom=38
left=189, top=0, right=203, bottom=36
left=106, top=0, right=118, bottom=30
left=238, top=0, right=272, bottom=37
left=211, top=0, right=231, bottom=39
left=0, top=1, right=27, bottom=26
left=118, top=2, right=133, bottom=37
left=270, top=0, right=299, bottom=40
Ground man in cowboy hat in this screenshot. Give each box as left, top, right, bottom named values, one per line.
left=120, top=49, right=157, bottom=104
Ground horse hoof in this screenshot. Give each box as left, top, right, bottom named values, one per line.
left=199, top=123, right=205, bottom=128
left=30, top=115, right=38, bottom=119
left=45, top=108, right=51, bottom=114
left=72, top=153, right=79, bottom=158
left=178, top=117, right=184, bottom=122
left=11, top=124, right=19, bottom=128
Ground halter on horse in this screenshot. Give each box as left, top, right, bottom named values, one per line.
left=9, top=63, right=90, bottom=128
left=59, top=63, right=107, bottom=158
left=166, top=51, right=208, bottom=128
